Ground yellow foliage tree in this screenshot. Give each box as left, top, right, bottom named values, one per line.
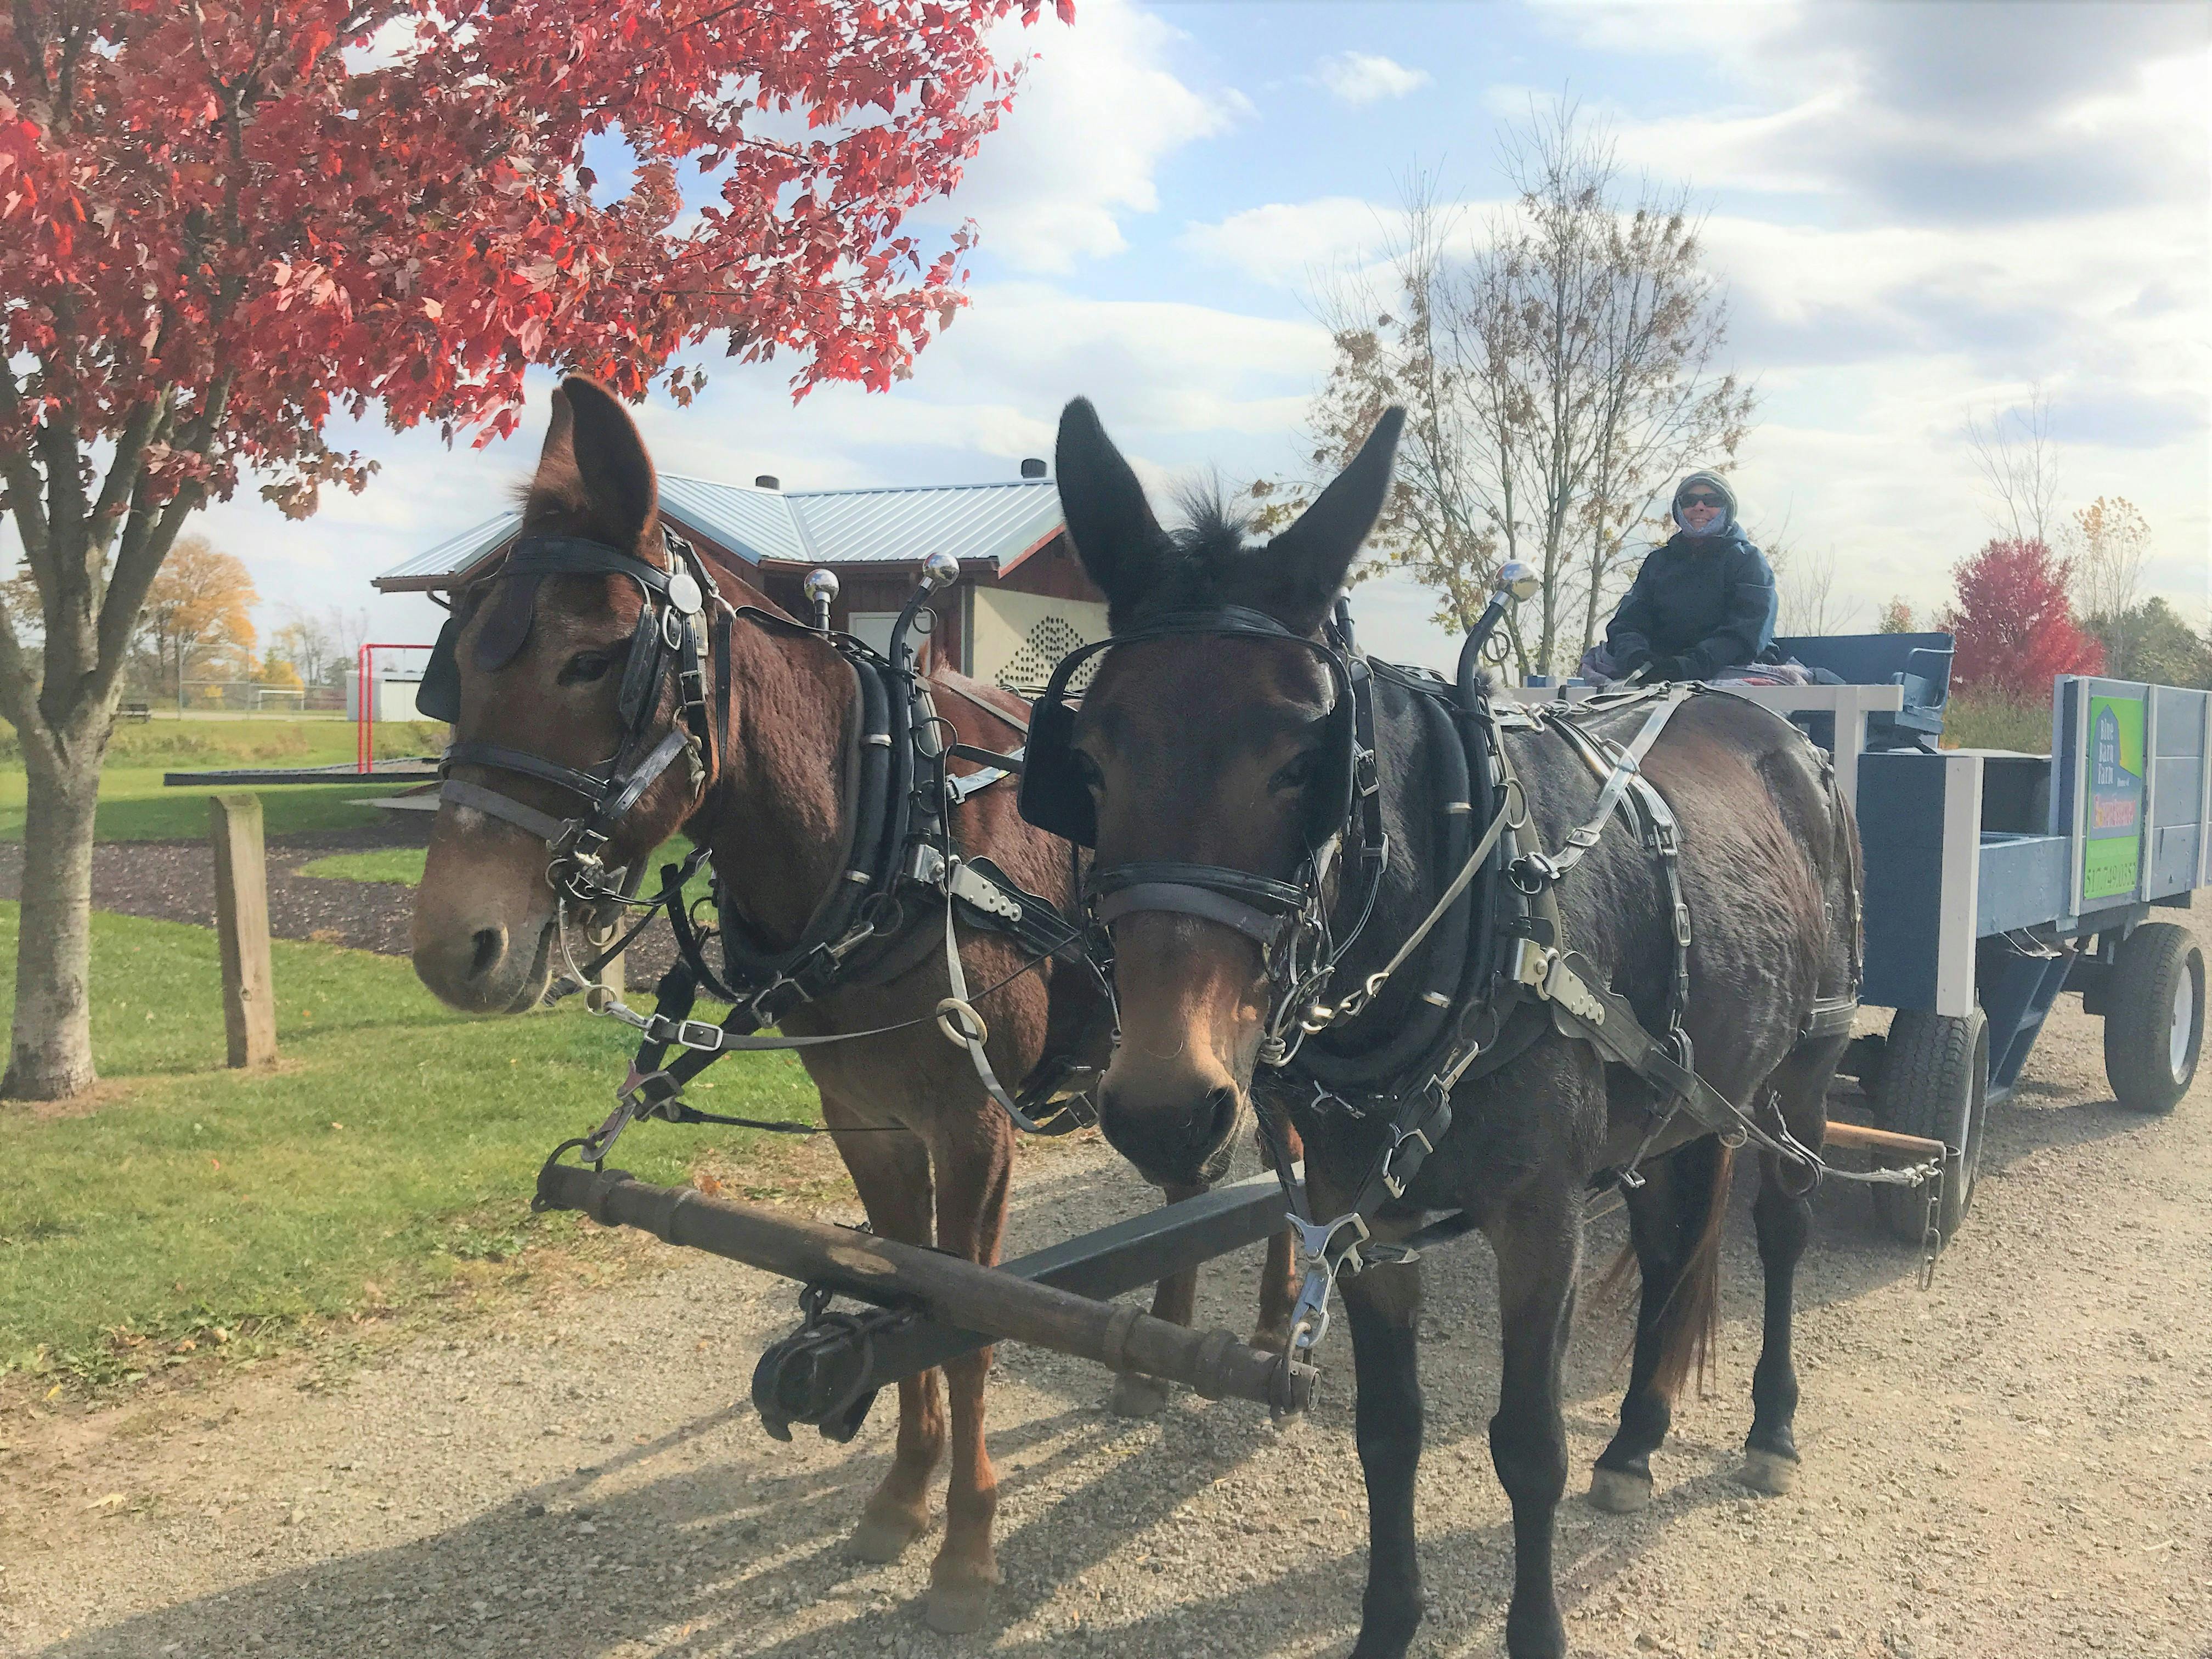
left=138, top=536, right=258, bottom=697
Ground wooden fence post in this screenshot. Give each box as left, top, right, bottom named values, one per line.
left=210, top=792, right=278, bottom=1069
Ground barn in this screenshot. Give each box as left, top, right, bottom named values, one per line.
left=372, top=461, right=1105, bottom=695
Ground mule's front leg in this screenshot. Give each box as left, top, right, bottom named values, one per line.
left=1489, top=1197, right=1582, bottom=1659
left=1252, top=1111, right=1307, bottom=1356
left=834, top=1126, right=945, bottom=1565
left=1344, top=1256, right=1424, bottom=1659
left=1109, top=1180, right=1204, bottom=1417
left=1742, top=1149, right=1812, bottom=1496
left=923, top=1118, right=1014, bottom=1633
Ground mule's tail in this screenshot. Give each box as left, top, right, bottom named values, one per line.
left=1652, top=1139, right=1735, bottom=1401
left=1600, top=1137, right=1737, bottom=1400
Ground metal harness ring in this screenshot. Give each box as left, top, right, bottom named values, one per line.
left=935, top=996, right=989, bottom=1049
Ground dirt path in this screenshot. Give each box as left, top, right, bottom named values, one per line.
left=4, top=997, right=2208, bottom=1659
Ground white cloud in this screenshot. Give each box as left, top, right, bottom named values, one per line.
left=922, top=0, right=1246, bottom=274
left=1316, top=52, right=1431, bottom=107
left=1178, top=198, right=1409, bottom=286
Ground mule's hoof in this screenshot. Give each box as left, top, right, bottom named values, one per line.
left=1585, top=1466, right=1652, bottom=1513
left=849, top=1506, right=929, bottom=1564
left=1250, top=1324, right=1291, bottom=1358
left=924, top=1575, right=997, bottom=1634
left=1735, top=1448, right=1799, bottom=1496
left=1108, top=1372, right=1171, bottom=1417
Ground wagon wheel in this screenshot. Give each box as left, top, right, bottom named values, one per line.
left=2102, top=922, right=2205, bottom=1115
left=1870, top=1006, right=1988, bottom=1245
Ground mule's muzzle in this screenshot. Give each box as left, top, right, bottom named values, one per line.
left=1098, top=1080, right=1244, bottom=1189
left=412, top=911, right=556, bottom=1015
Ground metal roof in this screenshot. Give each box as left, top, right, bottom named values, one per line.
left=371, top=511, right=521, bottom=591
left=375, top=475, right=1064, bottom=592
left=785, top=479, right=1062, bottom=569
left=659, top=473, right=811, bottom=564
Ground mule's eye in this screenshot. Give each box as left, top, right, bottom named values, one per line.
left=1268, top=751, right=1318, bottom=793
left=558, top=650, right=614, bottom=686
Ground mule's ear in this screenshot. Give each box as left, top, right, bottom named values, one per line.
left=1261, top=406, right=1405, bottom=630
left=1055, top=397, right=1163, bottom=609
left=562, top=375, right=659, bottom=551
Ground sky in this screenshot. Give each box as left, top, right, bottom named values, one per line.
left=192, top=0, right=2211, bottom=669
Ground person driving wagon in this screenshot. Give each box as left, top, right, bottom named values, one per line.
left=1581, top=469, right=1780, bottom=685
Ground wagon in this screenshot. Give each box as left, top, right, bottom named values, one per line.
left=1519, top=637, right=2209, bottom=1245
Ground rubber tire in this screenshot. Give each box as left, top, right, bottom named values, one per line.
left=2102, top=922, right=2204, bottom=1115
left=1870, top=1006, right=1989, bottom=1245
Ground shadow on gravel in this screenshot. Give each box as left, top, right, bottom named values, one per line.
left=35, top=1060, right=2185, bottom=1659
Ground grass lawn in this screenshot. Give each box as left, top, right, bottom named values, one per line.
left=0, top=904, right=822, bottom=1387
left=0, top=716, right=447, bottom=843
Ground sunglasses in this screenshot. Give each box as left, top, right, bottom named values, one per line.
left=1678, top=493, right=1724, bottom=509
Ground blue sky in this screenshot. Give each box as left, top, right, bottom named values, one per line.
left=195, top=0, right=2210, bottom=667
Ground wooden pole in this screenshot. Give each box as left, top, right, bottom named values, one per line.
left=209, top=792, right=278, bottom=1069
left=536, top=1163, right=1316, bottom=1414
left=1821, top=1119, right=1949, bottom=1160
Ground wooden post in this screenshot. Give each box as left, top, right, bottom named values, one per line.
left=210, top=793, right=278, bottom=1069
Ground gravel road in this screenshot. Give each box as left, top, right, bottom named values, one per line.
left=4, top=995, right=2207, bottom=1659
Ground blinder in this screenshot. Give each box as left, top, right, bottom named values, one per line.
left=1018, top=606, right=1359, bottom=853
left=431, top=527, right=726, bottom=895
left=1019, top=603, right=1385, bottom=1068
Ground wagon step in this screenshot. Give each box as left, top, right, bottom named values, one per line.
left=534, top=1162, right=1318, bottom=1427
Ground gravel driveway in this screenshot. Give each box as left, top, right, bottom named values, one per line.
left=3, top=996, right=2207, bottom=1659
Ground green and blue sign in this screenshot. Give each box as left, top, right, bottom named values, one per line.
left=2081, top=691, right=2146, bottom=902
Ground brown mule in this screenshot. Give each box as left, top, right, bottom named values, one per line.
left=1043, top=397, right=1861, bottom=1659
left=410, top=377, right=1300, bottom=1632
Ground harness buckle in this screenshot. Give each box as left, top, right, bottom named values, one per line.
left=673, top=1019, right=726, bottom=1052
left=1380, top=1125, right=1434, bottom=1199
left=1354, top=747, right=1380, bottom=796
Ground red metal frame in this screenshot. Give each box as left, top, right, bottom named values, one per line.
left=356, top=641, right=435, bottom=774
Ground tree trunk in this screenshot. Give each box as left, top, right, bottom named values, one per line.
left=4, top=743, right=104, bottom=1099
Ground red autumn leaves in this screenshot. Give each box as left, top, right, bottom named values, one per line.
left=0, top=0, right=1067, bottom=519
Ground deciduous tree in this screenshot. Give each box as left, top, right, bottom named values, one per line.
left=0, top=0, right=1065, bottom=1098
left=136, top=535, right=258, bottom=704
left=1878, top=596, right=1915, bottom=635
left=1939, top=537, right=2102, bottom=702
left=2064, top=495, right=2154, bottom=673
left=1255, top=106, right=1752, bottom=676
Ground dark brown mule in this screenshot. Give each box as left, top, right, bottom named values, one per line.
left=411, top=378, right=1298, bottom=1632
left=1044, top=398, right=1861, bottom=1659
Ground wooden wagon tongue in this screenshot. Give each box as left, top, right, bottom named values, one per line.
left=534, top=1161, right=1318, bottom=1437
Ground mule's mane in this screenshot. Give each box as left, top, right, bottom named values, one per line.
left=1121, top=487, right=1271, bottom=620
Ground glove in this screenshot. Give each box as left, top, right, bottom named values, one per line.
left=1647, top=654, right=1692, bottom=683
left=1610, top=649, right=1653, bottom=680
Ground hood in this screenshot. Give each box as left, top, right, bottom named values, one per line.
left=1671, top=469, right=1740, bottom=539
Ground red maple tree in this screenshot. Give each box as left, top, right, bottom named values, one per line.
left=1939, top=537, right=2104, bottom=702
left=0, top=0, right=1069, bottom=1099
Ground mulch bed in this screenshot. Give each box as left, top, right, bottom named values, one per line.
left=0, top=819, right=685, bottom=983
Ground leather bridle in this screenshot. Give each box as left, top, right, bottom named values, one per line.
left=1018, top=604, right=1390, bottom=1068
left=423, top=527, right=729, bottom=904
